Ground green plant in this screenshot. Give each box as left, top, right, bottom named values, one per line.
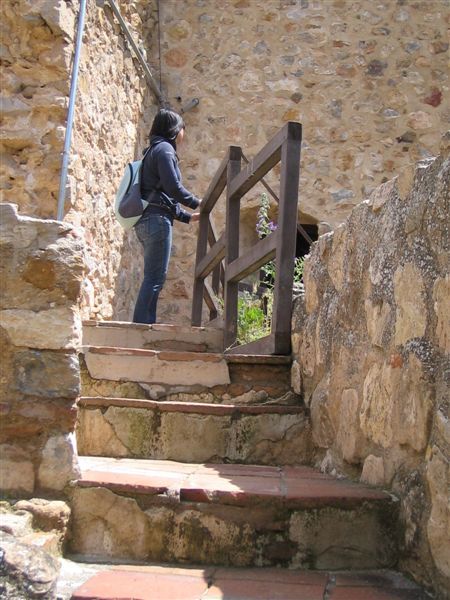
left=256, top=193, right=304, bottom=290
left=236, top=290, right=272, bottom=345
left=234, top=194, right=305, bottom=343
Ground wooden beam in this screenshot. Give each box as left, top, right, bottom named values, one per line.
left=224, top=333, right=275, bottom=355
left=191, top=212, right=210, bottom=326
left=208, top=220, right=225, bottom=294
left=228, top=123, right=300, bottom=199
left=223, top=153, right=242, bottom=349
left=226, top=232, right=277, bottom=283
left=273, top=330, right=292, bottom=355
left=271, top=123, right=302, bottom=345
left=204, top=279, right=219, bottom=321
left=195, top=233, right=226, bottom=279
left=202, top=146, right=241, bottom=214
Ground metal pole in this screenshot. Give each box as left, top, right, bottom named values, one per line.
left=56, top=0, right=87, bottom=221
left=106, top=0, right=167, bottom=106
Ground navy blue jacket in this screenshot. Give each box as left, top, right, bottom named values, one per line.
left=141, top=136, right=200, bottom=223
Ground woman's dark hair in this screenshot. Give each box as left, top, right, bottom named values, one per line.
left=150, top=109, right=185, bottom=148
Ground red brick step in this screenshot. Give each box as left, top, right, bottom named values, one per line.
left=69, top=456, right=398, bottom=570
left=71, top=564, right=429, bottom=600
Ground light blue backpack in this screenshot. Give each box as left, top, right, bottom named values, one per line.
left=114, top=147, right=152, bottom=230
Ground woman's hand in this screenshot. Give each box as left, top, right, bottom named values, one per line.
left=190, top=212, right=201, bottom=223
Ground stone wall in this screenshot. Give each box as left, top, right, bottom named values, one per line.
left=291, top=136, right=449, bottom=597
left=0, top=203, right=85, bottom=497
left=0, top=0, right=158, bottom=322
left=0, top=0, right=75, bottom=217
left=65, top=0, right=158, bottom=321
left=147, top=0, right=449, bottom=323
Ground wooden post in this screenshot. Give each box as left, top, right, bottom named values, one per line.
left=224, top=146, right=242, bottom=349
left=271, top=122, right=302, bottom=354
left=191, top=211, right=209, bottom=326
left=208, top=221, right=222, bottom=300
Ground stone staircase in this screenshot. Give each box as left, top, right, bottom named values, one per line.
left=65, top=320, right=428, bottom=599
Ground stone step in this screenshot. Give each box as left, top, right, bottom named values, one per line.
left=70, top=456, right=398, bottom=571
left=69, top=563, right=428, bottom=600
left=82, top=320, right=223, bottom=353
left=82, top=346, right=231, bottom=388
left=81, top=349, right=293, bottom=404
left=76, top=397, right=312, bottom=465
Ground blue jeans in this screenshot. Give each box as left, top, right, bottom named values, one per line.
left=133, top=214, right=172, bottom=324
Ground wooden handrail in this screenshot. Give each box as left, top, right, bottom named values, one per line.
left=192, top=122, right=302, bottom=355
left=241, top=151, right=313, bottom=245
left=226, top=232, right=277, bottom=283
left=202, top=146, right=241, bottom=214
left=195, top=233, right=225, bottom=279
left=228, top=123, right=296, bottom=199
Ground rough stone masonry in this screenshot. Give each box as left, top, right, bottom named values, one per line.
left=291, top=133, right=450, bottom=598
left=0, top=203, right=86, bottom=497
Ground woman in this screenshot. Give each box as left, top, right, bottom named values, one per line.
left=133, top=109, right=201, bottom=324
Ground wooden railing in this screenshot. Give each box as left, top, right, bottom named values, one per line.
left=191, top=121, right=302, bottom=355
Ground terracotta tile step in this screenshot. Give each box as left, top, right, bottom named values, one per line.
left=70, top=564, right=429, bottom=600
left=76, top=397, right=311, bottom=464
left=83, top=345, right=292, bottom=364
left=78, top=396, right=305, bottom=415
left=76, top=456, right=390, bottom=508
left=70, top=456, right=398, bottom=570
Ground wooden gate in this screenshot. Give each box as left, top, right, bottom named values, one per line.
left=191, top=121, right=302, bottom=355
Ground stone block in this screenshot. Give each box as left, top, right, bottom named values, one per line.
left=14, top=350, right=80, bottom=398
left=426, top=447, right=450, bottom=579
left=328, top=225, right=347, bottom=293
left=0, top=458, right=35, bottom=495
left=299, top=322, right=317, bottom=379
left=162, top=411, right=227, bottom=463
left=76, top=408, right=129, bottom=457
left=37, top=433, right=80, bottom=492
left=13, top=498, right=71, bottom=535
left=289, top=505, right=397, bottom=570
left=395, top=163, right=416, bottom=201
left=395, top=354, right=433, bottom=452
left=310, top=376, right=334, bottom=448
left=364, top=299, right=391, bottom=348
left=0, top=532, right=60, bottom=599
left=39, top=0, right=76, bottom=38
left=0, top=509, right=33, bottom=538
left=84, top=347, right=230, bottom=388
left=0, top=307, right=81, bottom=350
left=70, top=487, right=152, bottom=561
left=291, top=359, right=302, bottom=395
left=360, top=363, right=394, bottom=449
left=393, top=263, right=427, bottom=346
left=11, top=398, right=78, bottom=434
left=336, top=388, right=365, bottom=464
left=361, top=455, right=386, bottom=486
left=360, top=355, right=432, bottom=453
left=368, top=179, right=396, bottom=212
left=303, top=269, right=319, bottom=314
left=433, top=275, right=450, bottom=353
left=434, top=409, right=450, bottom=452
